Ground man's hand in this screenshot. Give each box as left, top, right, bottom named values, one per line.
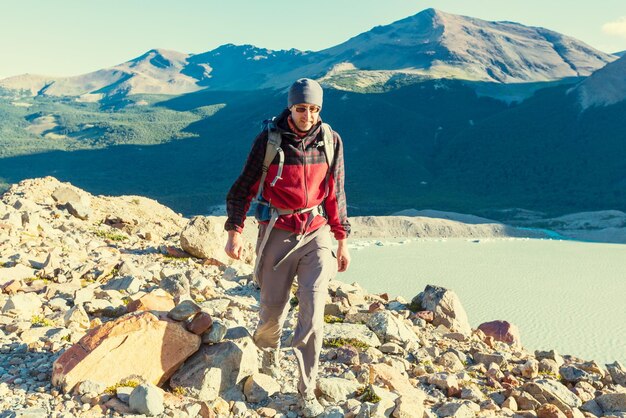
left=336, top=239, right=351, bottom=272
left=225, top=230, right=243, bottom=260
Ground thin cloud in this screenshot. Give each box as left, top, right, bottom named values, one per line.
left=602, top=17, right=626, bottom=38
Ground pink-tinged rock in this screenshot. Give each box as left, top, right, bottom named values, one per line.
left=501, top=374, right=521, bottom=389
left=52, top=311, right=200, bottom=393
left=537, top=403, right=567, bottom=418
left=2, top=280, right=22, bottom=294
left=415, top=311, right=434, bottom=322
left=368, top=301, right=385, bottom=313
left=126, top=292, right=175, bottom=313
left=369, top=363, right=426, bottom=417
left=187, top=312, right=213, bottom=335
left=477, top=320, right=522, bottom=346
left=162, top=246, right=191, bottom=259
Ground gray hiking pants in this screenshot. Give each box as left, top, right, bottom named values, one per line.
left=253, top=223, right=336, bottom=397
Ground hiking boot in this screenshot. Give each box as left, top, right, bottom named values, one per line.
left=260, top=347, right=281, bottom=379
left=300, top=394, right=324, bottom=418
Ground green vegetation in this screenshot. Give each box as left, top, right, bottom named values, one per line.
left=356, top=385, right=381, bottom=403
left=171, top=386, right=187, bottom=396
left=104, top=379, right=141, bottom=395
left=0, top=93, right=206, bottom=158
left=324, top=315, right=344, bottom=324
left=1, top=79, right=624, bottom=217
left=323, top=337, right=369, bottom=351
left=94, top=229, right=128, bottom=241
left=31, top=315, right=55, bottom=327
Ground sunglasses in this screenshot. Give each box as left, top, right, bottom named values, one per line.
left=293, top=105, right=321, bottom=114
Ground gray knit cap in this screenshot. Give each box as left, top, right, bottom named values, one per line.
left=288, top=78, right=323, bottom=108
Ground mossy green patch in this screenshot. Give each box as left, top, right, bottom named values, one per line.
left=323, top=337, right=369, bottom=351
left=356, top=385, right=381, bottom=403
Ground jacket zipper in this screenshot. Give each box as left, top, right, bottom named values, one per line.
left=301, top=140, right=308, bottom=236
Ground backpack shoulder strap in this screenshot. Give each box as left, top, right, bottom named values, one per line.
left=320, top=123, right=335, bottom=168
left=320, top=123, right=336, bottom=200
left=255, top=118, right=284, bottom=202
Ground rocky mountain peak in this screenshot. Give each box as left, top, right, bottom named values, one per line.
left=575, top=54, right=626, bottom=109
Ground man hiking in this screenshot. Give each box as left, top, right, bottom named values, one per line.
left=224, top=78, right=350, bottom=417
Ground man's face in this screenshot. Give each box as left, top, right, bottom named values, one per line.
left=290, top=103, right=321, bottom=132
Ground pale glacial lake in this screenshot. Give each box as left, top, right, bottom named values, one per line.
left=338, top=238, right=626, bottom=365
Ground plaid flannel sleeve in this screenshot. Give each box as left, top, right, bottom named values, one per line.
left=225, top=131, right=266, bottom=233
left=325, top=131, right=351, bottom=240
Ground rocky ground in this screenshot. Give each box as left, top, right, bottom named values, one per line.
left=1, top=177, right=625, bottom=418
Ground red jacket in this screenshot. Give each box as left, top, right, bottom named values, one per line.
left=225, top=109, right=350, bottom=240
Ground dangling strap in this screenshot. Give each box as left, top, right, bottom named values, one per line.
left=253, top=204, right=324, bottom=283
left=271, top=206, right=323, bottom=271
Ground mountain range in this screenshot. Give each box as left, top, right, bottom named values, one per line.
left=0, top=8, right=625, bottom=218
left=0, top=9, right=617, bottom=100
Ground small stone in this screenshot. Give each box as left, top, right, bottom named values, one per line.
left=537, top=403, right=567, bottom=418
left=116, top=386, right=134, bottom=403
left=559, top=365, right=589, bottom=383
left=258, top=406, right=277, bottom=417
left=379, top=342, right=404, bottom=354
left=539, top=359, right=560, bottom=376
left=535, top=350, right=564, bottom=367
left=76, top=380, right=106, bottom=396
left=502, top=396, right=518, bottom=411
left=168, top=300, right=201, bottom=321
left=435, top=351, right=465, bottom=372
left=63, top=304, right=90, bottom=330
left=126, top=291, right=175, bottom=313
left=212, top=397, right=230, bottom=415
left=243, top=374, right=280, bottom=403
left=521, top=358, right=539, bottom=379
left=368, top=301, right=385, bottom=312
left=129, top=383, right=165, bottom=416
left=413, top=310, right=434, bottom=322
left=202, top=320, right=228, bottom=344
left=335, top=345, right=360, bottom=365
left=187, top=312, right=213, bottom=335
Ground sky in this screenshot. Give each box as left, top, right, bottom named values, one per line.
left=1, top=0, right=625, bottom=79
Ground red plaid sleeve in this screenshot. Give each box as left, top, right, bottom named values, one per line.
left=225, top=131, right=267, bottom=233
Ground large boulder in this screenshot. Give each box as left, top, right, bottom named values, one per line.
left=52, top=311, right=201, bottom=393
left=169, top=335, right=258, bottom=401
left=366, top=310, right=419, bottom=345
left=180, top=216, right=255, bottom=265
left=607, top=361, right=626, bottom=386
left=51, top=186, right=92, bottom=220
left=477, top=320, right=521, bottom=346
left=596, top=393, right=626, bottom=414
left=2, top=293, right=42, bottom=317
left=522, top=379, right=582, bottom=413
left=0, top=264, right=37, bottom=285
left=324, top=323, right=382, bottom=348
left=411, top=285, right=471, bottom=336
